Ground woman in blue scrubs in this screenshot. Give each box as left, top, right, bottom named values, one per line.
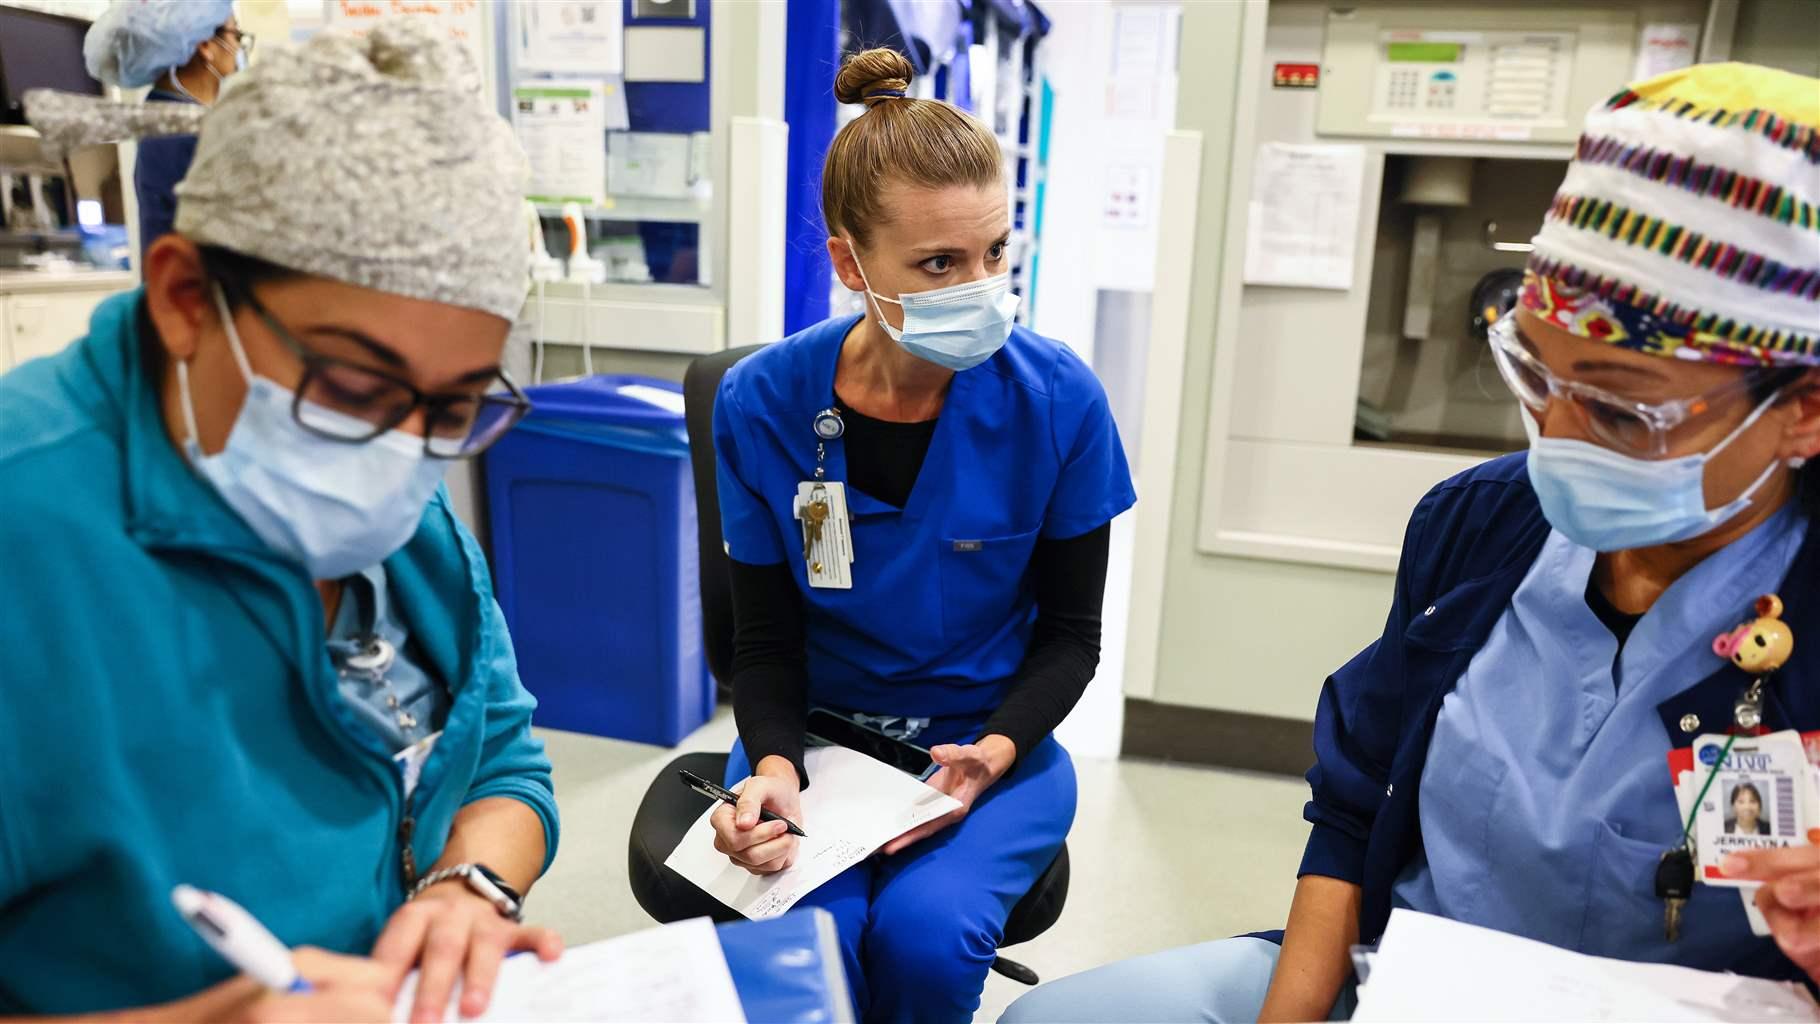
left=707, top=49, right=1135, bottom=1024
left=83, top=0, right=247, bottom=259
left=1002, top=62, right=1820, bottom=1023
left=3, top=23, right=556, bottom=1022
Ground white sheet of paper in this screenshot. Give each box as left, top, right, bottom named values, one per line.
left=391, top=918, right=745, bottom=1023
left=1633, top=23, right=1701, bottom=82
left=515, top=0, right=624, bottom=76
left=664, top=745, right=962, bottom=919
left=1242, top=143, right=1366, bottom=291
left=1353, top=910, right=1820, bottom=1023
left=513, top=81, right=609, bottom=207
left=616, top=383, right=685, bottom=415
left=607, top=132, right=696, bottom=199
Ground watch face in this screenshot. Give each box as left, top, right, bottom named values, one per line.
left=473, top=863, right=522, bottom=904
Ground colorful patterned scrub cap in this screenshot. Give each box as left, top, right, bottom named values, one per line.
left=1520, top=62, right=1819, bottom=367
left=172, top=17, right=530, bottom=322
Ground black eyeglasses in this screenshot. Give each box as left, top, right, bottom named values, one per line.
left=219, top=279, right=531, bottom=459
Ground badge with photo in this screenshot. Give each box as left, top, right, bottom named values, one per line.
left=1693, top=731, right=1815, bottom=887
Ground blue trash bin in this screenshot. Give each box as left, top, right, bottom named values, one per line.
left=483, top=375, right=712, bottom=746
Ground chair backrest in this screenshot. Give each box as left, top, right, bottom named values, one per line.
left=683, top=344, right=767, bottom=687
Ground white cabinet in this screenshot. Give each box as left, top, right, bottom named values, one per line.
left=0, top=273, right=136, bottom=374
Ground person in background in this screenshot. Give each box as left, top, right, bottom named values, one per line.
left=707, top=47, right=1134, bottom=1024
left=1, top=20, right=556, bottom=1023
left=1003, top=62, right=1820, bottom=1023
left=83, top=0, right=247, bottom=258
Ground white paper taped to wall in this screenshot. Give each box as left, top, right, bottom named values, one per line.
left=1242, top=143, right=1367, bottom=292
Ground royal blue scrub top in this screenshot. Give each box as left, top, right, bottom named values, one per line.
left=714, top=314, right=1135, bottom=721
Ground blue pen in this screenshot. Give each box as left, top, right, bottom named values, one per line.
left=172, top=885, right=312, bottom=993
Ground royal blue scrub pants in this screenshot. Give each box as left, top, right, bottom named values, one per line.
left=725, top=723, right=1076, bottom=1024
left=997, top=936, right=1358, bottom=1023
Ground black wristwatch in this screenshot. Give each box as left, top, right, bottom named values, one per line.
left=411, top=863, right=524, bottom=922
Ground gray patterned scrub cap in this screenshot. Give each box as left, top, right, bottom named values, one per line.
left=173, top=18, right=530, bottom=321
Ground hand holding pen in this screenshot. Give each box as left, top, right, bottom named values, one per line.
left=172, top=885, right=397, bottom=1023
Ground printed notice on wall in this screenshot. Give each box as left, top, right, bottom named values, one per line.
left=515, top=0, right=623, bottom=76
left=1633, top=23, right=1700, bottom=82
left=1242, top=143, right=1366, bottom=291
left=513, top=81, right=608, bottom=207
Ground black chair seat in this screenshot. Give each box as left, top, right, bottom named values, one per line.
left=627, top=753, right=1069, bottom=978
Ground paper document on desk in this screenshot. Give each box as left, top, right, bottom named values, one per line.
left=391, top=917, right=745, bottom=1023
left=1352, top=910, right=1820, bottom=1022
left=665, top=744, right=962, bottom=919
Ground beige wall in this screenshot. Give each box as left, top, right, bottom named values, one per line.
left=1144, top=1, right=1396, bottom=719
left=1732, top=0, right=1820, bottom=77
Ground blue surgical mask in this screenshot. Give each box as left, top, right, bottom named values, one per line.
left=851, top=249, right=1021, bottom=372
left=1523, top=393, right=1785, bottom=552
left=177, top=287, right=447, bottom=579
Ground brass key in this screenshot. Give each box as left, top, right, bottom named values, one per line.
left=802, top=497, right=830, bottom=564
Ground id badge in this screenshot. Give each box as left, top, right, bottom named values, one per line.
left=1690, top=730, right=1814, bottom=888
left=794, top=481, right=854, bottom=590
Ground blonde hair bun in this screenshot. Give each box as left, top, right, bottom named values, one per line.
left=835, top=48, right=914, bottom=108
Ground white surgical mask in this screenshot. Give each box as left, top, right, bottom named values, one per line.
left=850, top=247, right=1020, bottom=372
left=1523, top=392, right=1786, bottom=552
left=178, top=286, right=448, bottom=579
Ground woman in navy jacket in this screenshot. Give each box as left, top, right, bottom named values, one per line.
left=1005, top=61, right=1820, bottom=1023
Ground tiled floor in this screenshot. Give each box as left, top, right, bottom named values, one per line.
left=531, top=712, right=1311, bottom=1022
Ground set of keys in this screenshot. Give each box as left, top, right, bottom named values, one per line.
left=794, top=479, right=854, bottom=589
left=1656, top=845, right=1695, bottom=941
left=796, top=409, right=854, bottom=589
left=802, top=493, right=831, bottom=572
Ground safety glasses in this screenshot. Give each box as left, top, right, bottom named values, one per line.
left=217, top=277, right=531, bottom=459
left=217, top=27, right=255, bottom=58
left=1488, top=315, right=1770, bottom=458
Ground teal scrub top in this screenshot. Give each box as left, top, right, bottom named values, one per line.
left=0, top=292, right=558, bottom=1013
left=714, top=315, right=1136, bottom=720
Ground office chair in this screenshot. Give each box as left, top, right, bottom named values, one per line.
left=623, top=344, right=1070, bottom=985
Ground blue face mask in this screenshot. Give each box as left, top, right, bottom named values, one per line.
left=1523, top=394, right=1786, bottom=552
left=177, top=287, right=448, bottom=579
left=851, top=249, right=1021, bottom=372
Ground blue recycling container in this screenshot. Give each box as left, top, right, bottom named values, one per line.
left=483, top=375, right=711, bottom=746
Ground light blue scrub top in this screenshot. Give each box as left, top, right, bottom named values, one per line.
left=1396, top=505, right=1808, bottom=967
left=714, top=315, right=1135, bottom=721
left=329, top=565, right=451, bottom=754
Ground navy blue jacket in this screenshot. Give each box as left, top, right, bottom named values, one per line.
left=134, top=90, right=198, bottom=262
left=1299, top=452, right=1818, bottom=981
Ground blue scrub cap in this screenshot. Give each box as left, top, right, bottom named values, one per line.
left=84, top=0, right=238, bottom=89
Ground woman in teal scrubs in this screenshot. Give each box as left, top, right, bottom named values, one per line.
left=0, top=23, right=556, bottom=1022
left=706, top=49, right=1136, bottom=1024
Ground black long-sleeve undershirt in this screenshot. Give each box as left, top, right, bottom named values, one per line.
left=729, top=401, right=1110, bottom=784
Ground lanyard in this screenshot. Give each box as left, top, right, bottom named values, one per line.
left=1657, top=593, right=1793, bottom=941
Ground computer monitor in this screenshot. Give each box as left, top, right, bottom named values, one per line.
left=0, top=6, right=101, bottom=126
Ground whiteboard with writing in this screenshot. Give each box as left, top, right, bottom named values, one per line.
left=324, top=1, right=494, bottom=95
